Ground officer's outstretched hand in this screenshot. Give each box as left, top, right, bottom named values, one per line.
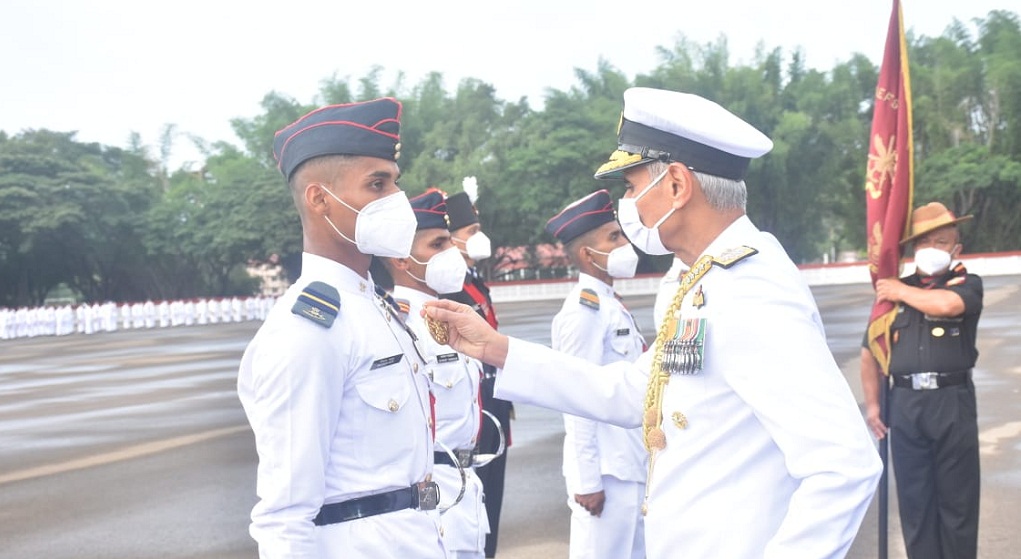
left=423, top=300, right=509, bottom=369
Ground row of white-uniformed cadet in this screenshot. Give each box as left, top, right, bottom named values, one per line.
left=0, top=296, right=279, bottom=340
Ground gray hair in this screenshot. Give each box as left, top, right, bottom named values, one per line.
left=644, top=160, right=747, bottom=212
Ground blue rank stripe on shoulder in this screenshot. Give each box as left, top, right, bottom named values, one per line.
left=579, top=288, right=600, bottom=310
left=292, top=281, right=340, bottom=328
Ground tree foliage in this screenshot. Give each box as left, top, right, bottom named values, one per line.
left=2, top=10, right=1019, bottom=306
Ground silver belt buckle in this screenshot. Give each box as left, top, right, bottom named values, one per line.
left=455, top=448, right=474, bottom=468
left=414, top=481, right=440, bottom=511
left=912, top=372, right=939, bottom=390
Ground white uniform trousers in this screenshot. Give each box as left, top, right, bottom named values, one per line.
left=568, top=475, right=645, bottom=559
left=434, top=464, right=489, bottom=559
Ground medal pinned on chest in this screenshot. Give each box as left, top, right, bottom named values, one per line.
left=661, top=316, right=707, bottom=375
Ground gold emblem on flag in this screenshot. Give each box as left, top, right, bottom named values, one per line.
left=866, top=133, right=896, bottom=200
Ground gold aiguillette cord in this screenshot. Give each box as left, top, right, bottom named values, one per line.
left=641, top=254, right=713, bottom=515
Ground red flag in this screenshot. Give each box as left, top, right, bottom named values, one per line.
left=865, top=0, right=914, bottom=374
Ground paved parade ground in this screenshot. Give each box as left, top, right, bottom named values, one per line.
left=1, top=277, right=1019, bottom=559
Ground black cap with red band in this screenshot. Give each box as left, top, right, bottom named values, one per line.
left=409, top=188, right=449, bottom=231
left=545, top=189, right=616, bottom=245
left=272, top=97, right=403, bottom=180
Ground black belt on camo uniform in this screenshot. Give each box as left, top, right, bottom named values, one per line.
left=891, top=370, right=971, bottom=390
left=313, top=481, right=440, bottom=526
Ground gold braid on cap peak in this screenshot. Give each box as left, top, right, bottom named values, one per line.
left=596, top=150, right=644, bottom=175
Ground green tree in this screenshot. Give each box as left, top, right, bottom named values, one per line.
left=0, top=131, right=157, bottom=306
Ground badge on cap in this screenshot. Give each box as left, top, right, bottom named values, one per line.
left=291, top=281, right=340, bottom=328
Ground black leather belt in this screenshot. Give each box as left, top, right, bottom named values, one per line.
left=892, top=370, right=970, bottom=390
left=434, top=449, right=474, bottom=468
left=313, top=481, right=440, bottom=526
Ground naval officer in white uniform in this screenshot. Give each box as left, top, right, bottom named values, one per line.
left=237, top=98, right=446, bottom=559
left=376, top=188, right=490, bottom=558
left=425, top=87, right=882, bottom=559
left=545, top=190, right=647, bottom=559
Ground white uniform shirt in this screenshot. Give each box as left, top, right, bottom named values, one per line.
left=551, top=273, right=647, bottom=494
left=653, top=257, right=688, bottom=332
left=496, top=216, right=882, bottom=559
left=393, top=285, right=490, bottom=554
left=238, top=253, right=444, bottom=559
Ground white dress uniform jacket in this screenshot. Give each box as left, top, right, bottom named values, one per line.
left=496, top=216, right=882, bottom=559
left=653, top=257, right=688, bottom=332
left=552, top=273, right=647, bottom=559
left=238, top=253, right=445, bottom=559
left=394, top=285, right=490, bottom=558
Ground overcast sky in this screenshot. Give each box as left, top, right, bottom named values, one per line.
left=1, top=0, right=1016, bottom=169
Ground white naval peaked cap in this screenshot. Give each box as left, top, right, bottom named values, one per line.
left=594, top=87, right=773, bottom=181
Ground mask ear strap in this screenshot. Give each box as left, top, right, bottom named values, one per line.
left=324, top=215, right=358, bottom=247
left=651, top=207, right=676, bottom=229
left=635, top=168, right=670, bottom=202
left=317, top=183, right=360, bottom=215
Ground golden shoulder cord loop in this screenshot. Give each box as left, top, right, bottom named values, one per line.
left=641, top=254, right=714, bottom=515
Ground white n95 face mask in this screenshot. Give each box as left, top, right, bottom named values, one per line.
left=463, top=232, right=492, bottom=261
left=616, top=168, right=673, bottom=256
left=321, top=188, right=417, bottom=258
left=913, top=247, right=952, bottom=276
left=409, top=246, right=469, bottom=294
left=588, top=244, right=640, bottom=279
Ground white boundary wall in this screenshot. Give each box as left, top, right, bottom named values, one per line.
left=490, top=252, right=1021, bottom=303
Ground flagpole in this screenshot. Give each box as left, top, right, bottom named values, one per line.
left=864, top=1, right=914, bottom=555
left=878, top=378, right=889, bottom=559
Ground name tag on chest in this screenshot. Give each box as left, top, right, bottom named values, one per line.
left=615, top=328, right=631, bottom=336
left=436, top=353, right=460, bottom=364
left=371, top=354, right=403, bottom=370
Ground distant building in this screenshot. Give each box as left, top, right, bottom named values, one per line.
left=246, top=254, right=289, bottom=297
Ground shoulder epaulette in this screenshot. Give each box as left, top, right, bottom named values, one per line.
left=291, top=281, right=340, bottom=328
left=711, top=246, right=758, bottom=269
left=394, top=297, right=411, bottom=320
left=579, top=288, right=600, bottom=310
